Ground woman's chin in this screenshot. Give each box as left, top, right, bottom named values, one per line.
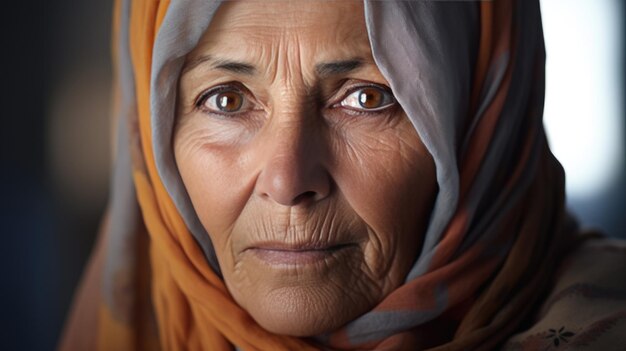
left=244, top=284, right=366, bottom=337
left=226, top=247, right=377, bottom=336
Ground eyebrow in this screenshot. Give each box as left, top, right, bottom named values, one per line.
left=182, top=55, right=256, bottom=75
left=315, top=59, right=363, bottom=77
left=182, top=55, right=364, bottom=77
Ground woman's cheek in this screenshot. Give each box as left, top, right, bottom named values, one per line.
left=331, top=119, right=435, bottom=284
left=173, top=118, right=256, bottom=248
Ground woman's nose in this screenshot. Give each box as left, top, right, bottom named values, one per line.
left=255, top=120, right=331, bottom=207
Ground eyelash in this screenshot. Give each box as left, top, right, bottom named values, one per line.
left=194, top=82, right=396, bottom=117
left=332, top=83, right=396, bottom=116
left=194, top=83, right=251, bottom=115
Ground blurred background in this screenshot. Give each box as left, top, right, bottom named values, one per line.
left=1, top=0, right=624, bottom=349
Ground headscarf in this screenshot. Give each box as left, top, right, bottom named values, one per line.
left=60, top=0, right=579, bottom=350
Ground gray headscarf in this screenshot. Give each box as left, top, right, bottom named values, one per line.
left=97, top=0, right=574, bottom=349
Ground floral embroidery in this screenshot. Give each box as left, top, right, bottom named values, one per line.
left=545, top=326, right=575, bottom=347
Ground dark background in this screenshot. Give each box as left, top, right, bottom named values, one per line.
left=1, top=1, right=624, bottom=350
left=2, top=1, right=112, bottom=349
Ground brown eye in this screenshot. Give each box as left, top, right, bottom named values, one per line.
left=215, top=91, right=243, bottom=112
left=358, top=87, right=384, bottom=108
left=199, top=87, right=250, bottom=114
left=340, top=86, right=395, bottom=112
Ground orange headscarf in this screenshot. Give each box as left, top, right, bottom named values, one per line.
left=60, top=1, right=579, bottom=350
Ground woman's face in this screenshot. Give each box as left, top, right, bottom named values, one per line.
left=174, top=1, right=437, bottom=336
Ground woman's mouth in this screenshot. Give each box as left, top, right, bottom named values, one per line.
left=245, top=242, right=357, bottom=266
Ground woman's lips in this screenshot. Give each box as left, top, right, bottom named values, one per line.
left=246, top=243, right=355, bottom=266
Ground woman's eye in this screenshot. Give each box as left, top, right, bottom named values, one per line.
left=199, top=88, right=248, bottom=114
left=339, top=86, right=395, bottom=111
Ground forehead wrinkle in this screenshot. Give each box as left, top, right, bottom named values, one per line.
left=268, top=33, right=373, bottom=86
left=277, top=33, right=307, bottom=87
left=185, top=31, right=379, bottom=89
left=214, top=1, right=360, bottom=32
left=193, top=1, right=371, bottom=72
left=185, top=1, right=377, bottom=92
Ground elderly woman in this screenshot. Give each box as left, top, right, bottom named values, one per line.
left=60, top=0, right=626, bottom=350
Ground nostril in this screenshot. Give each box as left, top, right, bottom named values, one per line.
left=292, top=191, right=317, bottom=205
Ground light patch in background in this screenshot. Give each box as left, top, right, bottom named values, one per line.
left=541, top=0, right=623, bottom=199
left=48, top=66, right=112, bottom=209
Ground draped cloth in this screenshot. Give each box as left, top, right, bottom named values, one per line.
left=59, top=0, right=587, bottom=350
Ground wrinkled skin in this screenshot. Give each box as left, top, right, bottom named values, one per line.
left=174, top=0, right=437, bottom=336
